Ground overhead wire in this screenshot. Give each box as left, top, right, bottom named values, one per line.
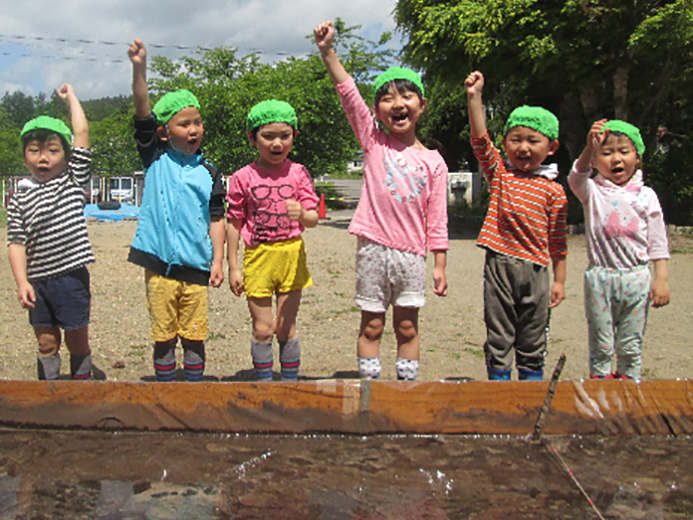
left=0, top=33, right=307, bottom=64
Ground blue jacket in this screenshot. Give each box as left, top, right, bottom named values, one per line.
left=128, top=116, right=225, bottom=286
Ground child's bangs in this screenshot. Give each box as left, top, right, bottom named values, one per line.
left=375, top=79, right=423, bottom=104
left=22, top=129, right=70, bottom=153
left=603, top=130, right=638, bottom=153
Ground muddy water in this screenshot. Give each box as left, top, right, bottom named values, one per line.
left=0, top=430, right=691, bottom=519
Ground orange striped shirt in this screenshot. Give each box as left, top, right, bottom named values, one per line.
left=473, top=132, right=568, bottom=267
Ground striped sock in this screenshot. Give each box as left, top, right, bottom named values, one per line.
left=183, top=342, right=205, bottom=382
left=153, top=342, right=177, bottom=382
left=358, top=357, right=381, bottom=379
left=70, top=353, right=92, bottom=380
left=395, top=357, right=419, bottom=381
left=37, top=354, right=61, bottom=381
left=279, top=338, right=301, bottom=381
left=251, top=340, right=273, bottom=381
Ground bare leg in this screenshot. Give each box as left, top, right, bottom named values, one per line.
left=34, top=326, right=62, bottom=380
left=275, top=290, right=302, bottom=342
left=393, top=306, right=420, bottom=360
left=357, top=311, right=385, bottom=359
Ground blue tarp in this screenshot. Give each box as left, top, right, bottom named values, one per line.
left=84, top=204, right=140, bottom=222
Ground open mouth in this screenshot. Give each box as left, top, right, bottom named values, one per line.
left=392, top=113, right=408, bottom=122
left=612, top=167, right=624, bottom=174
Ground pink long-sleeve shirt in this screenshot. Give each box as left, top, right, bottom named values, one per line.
left=336, top=77, right=448, bottom=256
left=568, top=161, right=669, bottom=268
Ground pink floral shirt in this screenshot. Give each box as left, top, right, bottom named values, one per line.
left=336, top=77, right=448, bottom=256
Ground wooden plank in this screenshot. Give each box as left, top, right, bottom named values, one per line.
left=0, top=379, right=691, bottom=435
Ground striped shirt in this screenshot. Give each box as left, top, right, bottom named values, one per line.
left=7, top=147, right=95, bottom=280
left=473, top=132, right=567, bottom=267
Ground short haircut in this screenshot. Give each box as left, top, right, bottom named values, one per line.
left=21, top=129, right=70, bottom=155
left=374, top=78, right=424, bottom=107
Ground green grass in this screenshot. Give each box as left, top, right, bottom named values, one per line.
left=0, top=208, right=6, bottom=227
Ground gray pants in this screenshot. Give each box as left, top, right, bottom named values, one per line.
left=483, top=251, right=549, bottom=372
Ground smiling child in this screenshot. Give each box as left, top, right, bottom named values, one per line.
left=465, top=71, right=568, bottom=381
left=315, top=21, right=449, bottom=381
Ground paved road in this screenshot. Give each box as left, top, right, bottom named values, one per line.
left=325, top=178, right=362, bottom=209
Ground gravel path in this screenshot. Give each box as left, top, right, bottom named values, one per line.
left=1, top=217, right=692, bottom=382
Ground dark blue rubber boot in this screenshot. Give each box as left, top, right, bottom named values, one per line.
left=487, top=366, right=512, bottom=381
left=518, top=367, right=544, bottom=381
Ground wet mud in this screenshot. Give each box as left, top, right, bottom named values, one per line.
left=0, top=430, right=691, bottom=519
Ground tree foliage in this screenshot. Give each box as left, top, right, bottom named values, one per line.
left=0, top=19, right=394, bottom=186
left=395, top=0, right=693, bottom=223
left=147, top=18, right=394, bottom=177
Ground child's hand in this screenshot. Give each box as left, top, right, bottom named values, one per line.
left=285, top=199, right=304, bottom=222
left=433, top=267, right=448, bottom=297
left=548, top=281, right=565, bottom=308
left=56, top=84, right=75, bottom=100
left=228, top=268, right=244, bottom=297
left=586, top=119, right=609, bottom=151
left=210, top=261, right=224, bottom=288
left=650, top=277, right=670, bottom=307
left=17, top=281, right=36, bottom=310
left=464, top=71, right=484, bottom=97
left=314, top=21, right=335, bottom=51
left=128, top=38, right=147, bottom=65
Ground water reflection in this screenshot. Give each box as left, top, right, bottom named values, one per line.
left=0, top=431, right=691, bottom=518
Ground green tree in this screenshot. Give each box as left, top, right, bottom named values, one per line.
left=0, top=91, right=36, bottom=129
left=395, top=0, right=693, bottom=222
left=146, top=18, right=394, bottom=177
left=90, top=109, right=141, bottom=179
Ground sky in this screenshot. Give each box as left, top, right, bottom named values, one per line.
left=0, top=0, right=400, bottom=101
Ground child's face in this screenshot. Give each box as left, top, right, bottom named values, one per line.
left=248, top=122, right=297, bottom=171
left=502, top=126, right=559, bottom=173
left=159, top=106, right=204, bottom=155
left=592, top=133, right=640, bottom=186
left=23, top=136, right=67, bottom=183
left=375, top=84, right=426, bottom=141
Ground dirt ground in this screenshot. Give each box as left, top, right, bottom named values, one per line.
left=1, top=215, right=692, bottom=382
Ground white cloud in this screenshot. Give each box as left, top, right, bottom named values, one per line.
left=0, top=0, right=400, bottom=100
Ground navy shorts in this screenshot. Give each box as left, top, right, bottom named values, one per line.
left=29, top=267, right=91, bottom=331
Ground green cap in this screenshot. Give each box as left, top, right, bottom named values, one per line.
left=21, top=116, right=72, bottom=145
left=152, top=89, right=200, bottom=125
left=373, top=67, right=425, bottom=98
left=504, top=106, right=559, bottom=141
left=602, top=120, right=645, bottom=157
left=246, top=100, right=298, bottom=132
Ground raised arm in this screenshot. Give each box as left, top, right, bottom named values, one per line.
left=314, top=21, right=350, bottom=86
left=128, top=38, right=150, bottom=118
left=57, top=84, right=88, bottom=149
left=465, top=71, right=487, bottom=138
left=574, top=119, right=608, bottom=173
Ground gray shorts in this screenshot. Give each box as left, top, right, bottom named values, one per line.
left=354, top=237, right=426, bottom=313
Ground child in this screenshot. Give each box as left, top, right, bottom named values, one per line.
left=465, top=71, right=568, bottom=381
left=226, top=99, right=319, bottom=381
left=315, top=21, right=449, bottom=381
left=569, top=119, right=670, bottom=379
left=7, top=84, right=94, bottom=381
left=127, top=39, right=226, bottom=382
